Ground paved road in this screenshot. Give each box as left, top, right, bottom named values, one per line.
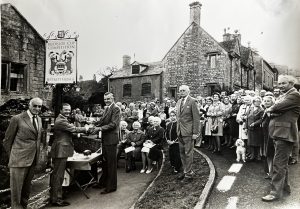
left=200, top=147, right=300, bottom=209
left=44, top=161, right=157, bottom=209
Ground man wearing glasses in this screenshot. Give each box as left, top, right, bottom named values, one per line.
left=3, top=97, right=43, bottom=209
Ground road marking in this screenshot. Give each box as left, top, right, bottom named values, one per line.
left=228, top=163, right=243, bottom=173
left=216, top=176, right=236, bottom=192
left=225, top=196, right=238, bottom=209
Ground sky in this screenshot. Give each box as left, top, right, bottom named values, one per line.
left=2, top=0, right=300, bottom=80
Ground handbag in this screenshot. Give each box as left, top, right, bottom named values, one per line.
left=211, top=125, right=218, bottom=134
left=211, top=117, right=218, bottom=134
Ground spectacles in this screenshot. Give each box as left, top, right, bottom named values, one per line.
left=33, top=105, right=42, bottom=108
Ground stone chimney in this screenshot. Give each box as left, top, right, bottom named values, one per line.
left=233, top=31, right=241, bottom=43
left=122, top=55, right=131, bottom=68
left=189, top=2, right=202, bottom=25
left=223, top=33, right=232, bottom=42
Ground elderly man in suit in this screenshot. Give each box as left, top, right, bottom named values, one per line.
left=262, top=75, right=300, bottom=202
left=176, top=85, right=200, bottom=182
left=93, top=92, right=121, bottom=194
left=3, top=97, right=43, bottom=209
left=50, top=103, right=88, bottom=207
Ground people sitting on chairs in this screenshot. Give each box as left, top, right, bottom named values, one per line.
left=117, top=121, right=130, bottom=166
left=141, top=117, right=165, bottom=174
left=123, top=121, right=145, bottom=172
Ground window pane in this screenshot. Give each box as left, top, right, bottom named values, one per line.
left=123, top=84, right=132, bottom=97
left=132, top=65, right=140, bottom=74
left=210, top=55, right=216, bottom=68
left=141, top=83, right=151, bottom=96
left=1, top=63, right=8, bottom=90
left=10, top=64, right=25, bottom=92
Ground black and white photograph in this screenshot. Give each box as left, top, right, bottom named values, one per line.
left=0, top=0, right=300, bottom=208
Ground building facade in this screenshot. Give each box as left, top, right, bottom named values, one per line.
left=1, top=4, right=49, bottom=104
left=109, top=2, right=277, bottom=102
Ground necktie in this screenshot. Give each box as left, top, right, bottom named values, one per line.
left=180, top=98, right=185, bottom=112
left=32, top=115, right=38, bottom=131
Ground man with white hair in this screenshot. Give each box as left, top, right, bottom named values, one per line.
left=262, top=75, right=300, bottom=202
left=176, top=85, right=200, bottom=182
left=3, top=98, right=43, bottom=209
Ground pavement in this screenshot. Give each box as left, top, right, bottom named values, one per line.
left=44, top=160, right=158, bottom=209
left=199, top=146, right=300, bottom=209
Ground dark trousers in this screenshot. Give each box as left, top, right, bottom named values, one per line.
left=50, top=158, right=67, bottom=202
left=178, top=135, right=194, bottom=176
left=169, top=143, right=182, bottom=171
left=99, top=144, right=117, bottom=191
left=10, top=164, right=36, bottom=209
left=271, top=139, right=293, bottom=198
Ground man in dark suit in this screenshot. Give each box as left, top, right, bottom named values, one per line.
left=262, top=75, right=300, bottom=202
left=93, top=92, right=121, bottom=194
left=3, top=97, right=43, bottom=209
left=176, top=85, right=200, bottom=182
left=50, top=103, right=88, bottom=207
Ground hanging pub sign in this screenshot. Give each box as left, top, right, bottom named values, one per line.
left=45, top=38, right=77, bottom=84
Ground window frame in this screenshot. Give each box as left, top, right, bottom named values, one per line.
left=141, top=82, right=151, bottom=96
left=1, top=62, right=26, bottom=93
left=123, top=83, right=132, bottom=97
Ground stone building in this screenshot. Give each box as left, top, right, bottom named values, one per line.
left=253, top=53, right=278, bottom=91
left=109, top=2, right=276, bottom=102
left=109, top=56, right=164, bottom=103
left=1, top=4, right=49, bottom=104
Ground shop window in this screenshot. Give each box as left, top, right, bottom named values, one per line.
left=141, top=83, right=151, bottom=96
left=123, top=84, right=132, bottom=97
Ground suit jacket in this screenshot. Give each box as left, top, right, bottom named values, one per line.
left=96, top=103, right=121, bottom=145
left=268, top=87, right=300, bottom=143
left=3, top=111, right=42, bottom=167
left=176, top=95, right=200, bottom=136
left=50, top=114, right=86, bottom=158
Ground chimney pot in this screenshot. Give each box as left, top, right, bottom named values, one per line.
left=123, top=55, right=131, bottom=68
left=189, top=1, right=202, bottom=25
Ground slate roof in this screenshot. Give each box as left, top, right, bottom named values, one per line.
left=219, top=40, right=236, bottom=52
left=109, top=61, right=163, bottom=79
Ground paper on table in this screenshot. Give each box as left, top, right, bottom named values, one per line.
left=141, top=147, right=150, bottom=153
left=125, top=146, right=135, bottom=153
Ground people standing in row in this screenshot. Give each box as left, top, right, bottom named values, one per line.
left=165, top=111, right=182, bottom=173
left=262, top=75, right=300, bottom=202
left=176, top=85, right=200, bottom=182
left=3, top=98, right=43, bottom=209
left=92, top=92, right=121, bottom=194
left=50, top=103, right=89, bottom=207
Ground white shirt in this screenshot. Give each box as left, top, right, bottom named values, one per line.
left=181, top=96, right=188, bottom=106
left=27, top=110, right=38, bottom=129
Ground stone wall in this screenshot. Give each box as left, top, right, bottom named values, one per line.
left=162, top=23, right=232, bottom=97
left=1, top=4, right=50, bottom=105
left=109, top=74, right=162, bottom=103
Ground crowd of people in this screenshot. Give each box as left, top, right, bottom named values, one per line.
left=3, top=74, right=300, bottom=208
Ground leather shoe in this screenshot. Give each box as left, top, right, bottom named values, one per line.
left=181, top=177, right=193, bottom=183
left=101, top=189, right=116, bottom=194
left=51, top=200, right=70, bottom=207
left=92, top=184, right=105, bottom=189
left=177, top=173, right=185, bottom=180
left=289, top=159, right=298, bottom=165
left=261, top=194, right=279, bottom=202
